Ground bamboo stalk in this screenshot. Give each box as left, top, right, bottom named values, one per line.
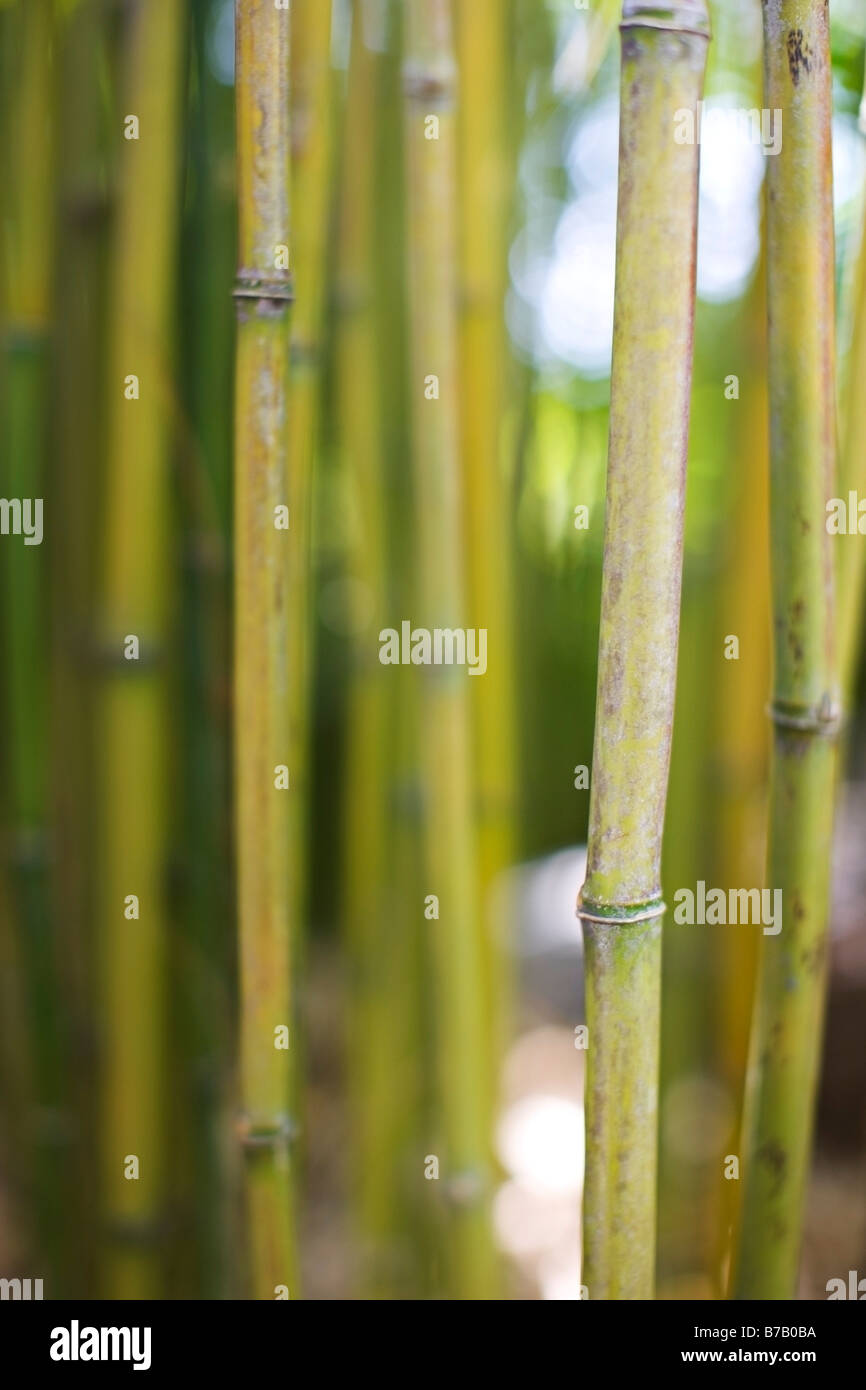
left=233, top=0, right=297, bottom=1299
left=404, top=0, right=496, bottom=1301
left=837, top=84, right=866, bottom=699
left=0, top=0, right=63, bottom=1286
left=711, top=245, right=770, bottom=1294
left=732, top=0, right=839, bottom=1300
left=337, top=1, right=398, bottom=1295
left=287, top=0, right=333, bottom=1161
left=576, top=0, right=709, bottom=1301
left=176, top=0, right=237, bottom=1299
left=455, top=0, right=516, bottom=1124
left=52, top=0, right=113, bottom=1299
left=97, top=0, right=184, bottom=1300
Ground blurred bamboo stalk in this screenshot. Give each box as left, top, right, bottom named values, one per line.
left=577, top=0, right=709, bottom=1300
left=97, top=0, right=183, bottom=1299
left=712, top=246, right=770, bottom=1294
left=837, top=85, right=866, bottom=699
left=52, top=0, right=114, bottom=1298
left=338, top=2, right=402, bottom=1296
left=233, top=0, right=297, bottom=1298
left=0, top=0, right=63, bottom=1287
left=404, top=0, right=497, bottom=1300
left=733, top=0, right=839, bottom=1300
left=455, top=0, right=516, bottom=1123
left=176, top=0, right=237, bottom=1299
left=288, top=0, right=334, bottom=1157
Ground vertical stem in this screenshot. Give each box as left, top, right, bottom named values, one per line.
left=233, top=0, right=296, bottom=1298
left=287, top=0, right=333, bottom=1160
left=733, top=0, right=838, bottom=1300
left=97, top=0, right=184, bottom=1299
left=404, top=0, right=496, bottom=1299
left=577, top=0, right=709, bottom=1301
left=338, top=1, right=396, bottom=1295
left=455, top=0, right=516, bottom=1122
left=53, top=0, right=113, bottom=1298
left=837, top=88, right=866, bottom=700
left=711, top=244, right=770, bottom=1292
left=1, top=0, right=62, bottom=1286
left=177, top=0, right=237, bottom=1299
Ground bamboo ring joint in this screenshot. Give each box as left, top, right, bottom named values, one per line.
left=621, top=2, right=711, bottom=40
left=767, top=698, right=843, bottom=736
left=575, top=893, right=666, bottom=926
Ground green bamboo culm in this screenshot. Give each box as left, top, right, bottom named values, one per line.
left=176, top=0, right=237, bottom=1299
left=836, top=72, right=866, bottom=701
left=0, top=0, right=60, bottom=1285
left=404, top=0, right=497, bottom=1300
left=97, top=0, right=184, bottom=1299
left=338, top=1, right=398, bottom=1295
left=577, top=0, right=710, bottom=1302
left=233, top=0, right=297, bottom=1298
left=732, top=0, right=839, bottom=1301
left=53, top=0, right=113, bottom=1299
left=286, top=0, right=334, bottom=1161
left=455, top=0, right=517, bottom=1126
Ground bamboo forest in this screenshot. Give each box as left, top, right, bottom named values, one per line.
left=3, top=0, right=866, bottom=1313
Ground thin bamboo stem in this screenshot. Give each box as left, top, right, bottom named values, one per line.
left=97, top=0, right=184, bottom=1299
left=837, top=88, right=866, bottom=699
left=455, top=0, right=516, bottom=1128
left=177, top=0, right=237, bottom=1299
left=52, top=0, right=113, bottom=1299
left=233, top=0, right=297, bottom=1299
left=338, top=2, right=398, bottom=1295
left=404, top=0, right=497, bottom=1300
left=577, top=0, right=709, bottom=1301
left=287, top=0, right=333, bottom=1166
left=1, top=0, right=63, bottom=1287
left=732, top=0, right=839, bottom=1300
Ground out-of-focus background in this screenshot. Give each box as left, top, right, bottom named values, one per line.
left=1, top=0, right=865, bottom=1300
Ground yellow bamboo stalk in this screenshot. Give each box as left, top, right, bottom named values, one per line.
left=455, top=0, right=516, bottom=1118
left=733, top=0, right=839, bottom=1299
left=338, top=0, right=413, bottom=1296
left=233, top=0, right=296, bottom=1299
left=404, top=0, right=497, bottom=1300
left=287, top=0, right=333, bottom=1147
left=0, top=0, right=58, bottom=1282
left=97, top=0, right=183, bottom=1299
left=578, top=0, right=710, bottom=1300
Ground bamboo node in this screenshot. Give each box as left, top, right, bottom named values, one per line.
left=232, top=273, right=294, bottom=310
left=402, top=59, right=456, bottom=106
left=768, top=697, right=843, bottom=736
left=575, top=892, right=666, bottom=925
left=236, top=1113, right=298, bottom=1149
left=621, top=2, right=711, bottom=40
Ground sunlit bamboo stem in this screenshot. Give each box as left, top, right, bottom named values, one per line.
left=233, top=0, right=297, bottom=1298
left=404, top=0, right=497, bottom=1300
left=733, top=0, right=839, bottom=1300
left=577, top=0, right=709, bottom=1301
